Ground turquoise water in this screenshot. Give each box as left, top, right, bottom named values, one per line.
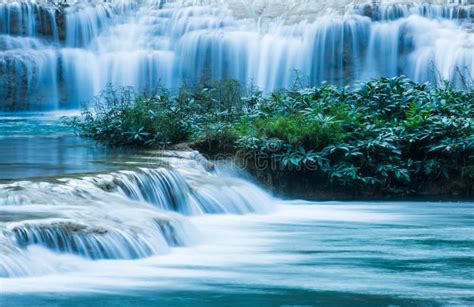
left=0, top=112, right=75, bottom=137
left=0, top=113, right=141, bottom=180
left=0, top=115, right=473, bottom=306
left=1, top=202, right=473, bottom=306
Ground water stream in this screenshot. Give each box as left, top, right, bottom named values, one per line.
left=0, top=115, right=473, bottom=305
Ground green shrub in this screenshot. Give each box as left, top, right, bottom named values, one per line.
left=67, top=77, right=473, bottom=196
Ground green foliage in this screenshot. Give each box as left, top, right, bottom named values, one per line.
left=68, top=77, right=474, bottom=196
left=252, top=114, right=343, bottom=149
left=67, top=86, right=190, bottom=146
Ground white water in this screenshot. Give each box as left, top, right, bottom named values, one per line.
left=1, top=200, right=473, bottom=305
left=0, top=150, right=273, bottom=278
left=0, top=203, right=404, bottom=290
left=0, top=0, right=473, bottom=110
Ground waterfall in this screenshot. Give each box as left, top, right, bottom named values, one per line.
left=0, top=150, right=273, bottom=277
left=82, top=166, right=271, bottom=215
left=64, top=0, right=137, bottom=47
left=353, top=1, right=473, bottom=21
left=0, top=0, right=473, bottom=110
left=10, top=220, right=176, bottom=259
left=0, top=1, right=59, bottom=39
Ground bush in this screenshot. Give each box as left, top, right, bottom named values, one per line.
left=68, top=77, right=473, bottom=196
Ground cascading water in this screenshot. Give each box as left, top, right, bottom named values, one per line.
left=0, top=150, right=273, bottom=278
left=0, top=0, right=472, bottom=110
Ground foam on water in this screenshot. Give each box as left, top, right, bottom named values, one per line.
left=1, top=201, right=473, bottom=306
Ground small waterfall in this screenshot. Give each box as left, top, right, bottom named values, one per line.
left=0, top=236, right=53, bottom=278
left=0, top=1, right=60, bottom=110
left=9, top=219, right=183, bottom=259
left=91, top=167, right=272, bottom=215
left=0, top=151, right=273, bottom=277
left=353, top=2, right=473, bottom=21
left=0, top=36, right=59, bottom=110
left=0, top=0, right=473, bottom=110
left=64, top=0, right=137, bottom=48
left=0, top=1, right=59, bottom=40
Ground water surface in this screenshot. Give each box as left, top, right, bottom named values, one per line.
left=0, top=115, right=473, bottom=306
left=0, top=113, right=140, bottom=180
left=1, top=202, right=473, bottom=306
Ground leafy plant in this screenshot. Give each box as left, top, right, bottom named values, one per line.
left=67, top=77, right=473, bottom=197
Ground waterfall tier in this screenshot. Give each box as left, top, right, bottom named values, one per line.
left=0, top=150, right=273, bottom=277
left=0, top=0, right=473, bottom=110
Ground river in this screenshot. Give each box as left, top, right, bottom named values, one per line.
left=0, top=114, right=473, bottom=306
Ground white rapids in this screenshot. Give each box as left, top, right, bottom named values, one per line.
left=0, top=151, right=273, bottom=278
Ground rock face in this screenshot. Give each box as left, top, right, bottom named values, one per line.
left=243, top=166, right=473, bottom=201
left=0, top=0, right=473, bottom=111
